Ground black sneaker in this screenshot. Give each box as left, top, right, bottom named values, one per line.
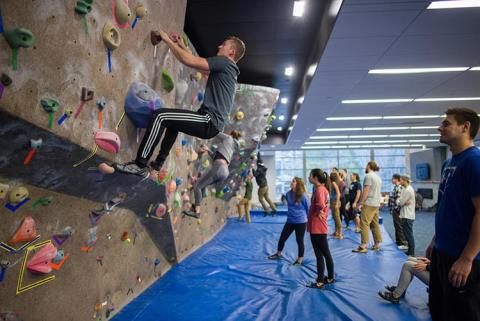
left=324, top=276, right=335, bottom=284
left=272, top=210, right=277, bottom=216
left=378, top=291, right=400, bottom=304
left=292, top=260, right=302, bottom=266
left=267, top=253, right=281, bottom=260
left=149, top=160, right=164, bottom=171
left=384, top=285, right=405, bottom=297
left=263, top=212, right=269, bottom=217
left=114, top=162, right=148, bottom=177
left=182, top=210, right=200, bottom=219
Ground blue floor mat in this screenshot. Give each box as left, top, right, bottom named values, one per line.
left=112, top=214, right=431, bottom=321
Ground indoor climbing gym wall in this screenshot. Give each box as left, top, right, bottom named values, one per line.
left=0, top=1, right=279, bottom=320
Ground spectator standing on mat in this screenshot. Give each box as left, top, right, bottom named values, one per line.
left=340, top=169, right=351, bottom=228
left=426, top=108, right=480, bottom=321
left=307, top=168, right=335, bottom=289
left=378, top=256, right=430, bottom=304
left=346, top=172, right=362, bottom=232
left=329, top=172, right=343, bottom=240
left=268, top=177, right=309, bottom=265
left=253, top=153, right=277, bottom=216
left=397, top=175, right=416, bottom=257
left=114, top=32, right=245, bottom=177
left=237, top=172, right=253, bottom=223
left=352, top=161, right=383, bottom=253
left=389, top=174, right=408, bottom=251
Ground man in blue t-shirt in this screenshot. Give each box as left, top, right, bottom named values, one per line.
left=115, top=31, right=245, bottom=177
left=426, top=108, right=480, bottom=321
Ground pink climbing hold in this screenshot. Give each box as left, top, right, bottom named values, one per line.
left=26, top=243, right=57, bottom=274
left=155, top=204, right=167, bottom=217
left=95, top=131, right=121, bottom=153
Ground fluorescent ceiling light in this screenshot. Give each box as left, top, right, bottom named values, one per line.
left=328, top=0, right=343, bottom=17
left=280, top=97, right=288, bottom=104
left=471, top=67, right=480, bottom=71
left=390, top=134, right=440, bottom=137
left=285, top=66, right=294, bottom=76
left=310, top=133, right=439, bottom=140
left=293, top=1, right=306, bottom=16
left=316, top=128, right=363, bottom=132
left=292, top=114, right=298, bottom=120
left=307, top=64, right=317, bottom=76
left=327, top=114, right=443, bottom=121
left=306, top=139, right=438, bottom=145
left=415, top=97, right=480, bottom=102
left=327, top=116, right=382, bottom=121
left=365, top=127, right=409, bottom=130
left=302, top=144, right=425, bottom=149
left=369, top=67, right=469, bottom=74
left=298, top=96, right=304, bottom=104
left=427, top=0, right=480, bottom=9
left=317, top=126, right=438, bottom=132
left=342, top=99, right=413, bottom=104
left=277, top=126, right=283, bottom=131
left=278, top=115, right=285, bottom=121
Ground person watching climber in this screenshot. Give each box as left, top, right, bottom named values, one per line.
left=115, top=31, right=246, bottom=177
left=184, top=130, right=241, bottom=219
left=253, top=153, right=277, bottom=216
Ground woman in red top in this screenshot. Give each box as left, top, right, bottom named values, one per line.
left=307, top=168, right=335, bottom=289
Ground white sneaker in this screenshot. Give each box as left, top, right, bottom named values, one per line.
left=397, top=245, right=408, bottom=251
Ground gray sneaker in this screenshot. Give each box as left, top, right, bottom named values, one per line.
left=114, top=162, right=148, bottom=177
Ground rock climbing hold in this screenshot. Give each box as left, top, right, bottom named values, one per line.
left=0, top=183, right=9, bottom=200
left=121, top=231, right=130, bottom=242
left=75, top=0, right=93, bottom=15
left=31, top=196, right=53, bottom=208
left=81, top=87, right=94, bottom=102
left=8, top=187, right=29, bottom=204
left=167, top=180, right=177, bottom=193
left=155, top=204, right=167, bottom=217
left=8, top=216, right=37, bottom=246
left=181, top=139, right=188, bottom=146
left=175, top=177, right=183, bottom=187
left=150, top=30, right=162, bottom=45
left=125, top=81, right=165, bottom=128
left=1, top=73, right=12, bottom=86
left=102, top=21, right=121, bottom=50
left=135, top=4, right=147, bottom=18
left=41, top=98, right=60, bottom=129
left=175, top=80, right=188, bottom=105
left=27, top=243, right=57, bottom=274
left=162, top=69, right=174, bottom=93
left=98, top=162, right=115, bottom=175
left=52, top=226, right=74, bottom=246
left=3, top=28, right=34, bottom=49
left=52, top=250, right=65, bottom=264
left=235, top=111, right=244, bottom=121
left=114, top=0, right=132, bottom=25
left=94, top=131, right=120, bottom=153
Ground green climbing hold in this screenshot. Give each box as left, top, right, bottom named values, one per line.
left=162, top=69, right=174, bottom=93
left=238, top=162, right=247, bottom=171
left=4, top=28, right=35, bottom=49
left=75, top=0, right=93, bottom=15
left=32, top=196, right=54, bottom=208
left=41, top=98, right=60, bottom=112
left=215, top=190, right=224, bottom=198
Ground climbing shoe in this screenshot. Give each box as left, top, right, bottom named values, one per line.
left=378, top=291, right=400, bottom=304
left=114, top=161, right=148, bottom=177
left=149, top=160, right=164, bottom=171
left=182, top=210, right=200, bottom=219
left=267, top=253, right=281, bottom=260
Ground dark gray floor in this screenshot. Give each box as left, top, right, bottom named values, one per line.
left=381, top=209, right=435, bottom=256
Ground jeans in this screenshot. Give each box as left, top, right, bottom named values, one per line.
left=393, top=260, right=429, bottom=297
left=401, top=218, right=415, bottom=256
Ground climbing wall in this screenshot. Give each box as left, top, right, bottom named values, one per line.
left=0, top=1, right=279, bottom=320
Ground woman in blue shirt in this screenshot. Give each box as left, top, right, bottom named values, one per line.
left=268, top=177, right=309, bottom=265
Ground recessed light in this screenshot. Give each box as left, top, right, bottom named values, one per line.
left=285, top=66, right=294, bottom=76
left=342, top=99, right=413, bottom=104
left=288, top=126, right=293, bottom=131
left=280, top=97, right=288, bottom=104
left=292, top=114, right=298, bottom=120
left=369, top=67, right=469, bottom=74
left=298, top=96, right=304, bottom=104
left=277, top=126, right=283, bottom=131
left=293, top=1, right=306, bottom=17
left=307, top=64, right=317, bottom=76
left=427, top=0, right=480, bottom=9
left=278, top=114, right=285, bottom=121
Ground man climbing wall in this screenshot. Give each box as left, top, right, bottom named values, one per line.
left=115, top=31, right=246, bottom=177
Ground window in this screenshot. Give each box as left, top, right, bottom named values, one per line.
left=275, top=149, right=411, bottom=199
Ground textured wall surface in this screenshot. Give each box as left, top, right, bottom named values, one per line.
left=0, top=1, right=278, bottom=320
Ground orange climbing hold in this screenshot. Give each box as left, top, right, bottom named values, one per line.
left=9, top=216, right=38, bottom=246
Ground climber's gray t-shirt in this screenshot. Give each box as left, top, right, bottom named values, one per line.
left=200, top=56, right=239, bottom=132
